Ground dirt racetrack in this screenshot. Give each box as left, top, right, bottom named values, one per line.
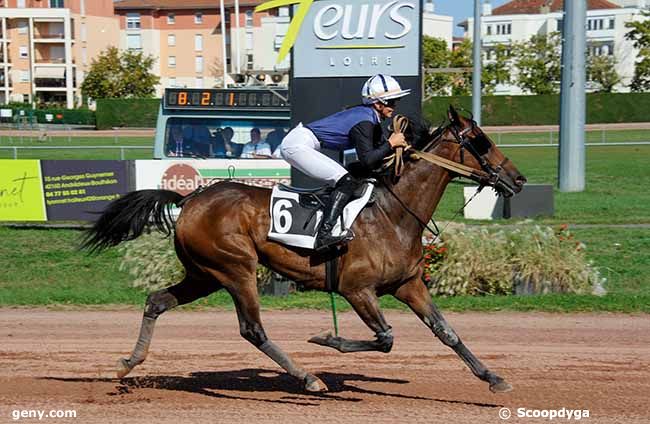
left=1, top=309, right=648, bottom=423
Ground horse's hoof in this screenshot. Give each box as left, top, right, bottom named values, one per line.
left=308, top=332, right=334, bottom=346
left=116, top=358, right=132, bottom=379
left=490, top=379, right=513, bottom=393
left=304, top=374, right=328, bottom=393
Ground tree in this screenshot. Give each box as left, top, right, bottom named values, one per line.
left=512, top=32, right=562, bottom=95
left=482, top=44, right=512, bottom=95
left=450, top=39, right=473, bottom=96
left=587, top=55, right=621, bottom=93
left=625, top=12, right=650, bottom=92
left=81, top=47, right=160, bottom=100
left=422, top=36, right=453, bottom=97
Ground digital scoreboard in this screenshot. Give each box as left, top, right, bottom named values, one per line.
left=164, top=88, right=290, bottom=111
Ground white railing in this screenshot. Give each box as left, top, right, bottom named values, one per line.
left=0, top=145, right=151, bottom=160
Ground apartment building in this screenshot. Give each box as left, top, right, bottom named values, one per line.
left=113, top=0, right=286, bottom=96
left=422, top=0, right=453, bottom=48
left=461, top=0, right=646, bottom=94
left=0, top=0, right=118, bottom=108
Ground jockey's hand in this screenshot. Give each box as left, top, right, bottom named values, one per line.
left=388, top=132, right=407, bottom=149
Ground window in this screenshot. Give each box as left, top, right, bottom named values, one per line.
left=168, top=56, right=176, bottom=68
left=195, top=34, right=203, bottom=51
left=486, top=25, right=492, bottom=35
left=168, top=34, right=176, bottom=46
left=17, top=0, right=25, bottom=7
left=167, top=13, right=175, bottom=24
left=247, top=54, right=254, bottom=70
left=246, top=32, right=253, bottom=50
left=195, top=77, right=203, bottom=88
left=50, top=0, right=64, bottom=7
left=195, top=12, right=203, bottom=24
left=20, top=70, right=30, bottom=82
left=195, top=56, right=204, bottom=73
left=557, top=19, right=563, bottom=31
left=19, top=46, right=28, bottom=58
left=18, top=21, right=28, bottom=35
left=609, top=18, right=615, bottom=30
left=169, top=77, right=176, bottom=87
left=245, top=10, right=254, bottom=28
left=127, top=13, right=141, bottom=30
left=127, top=34, right=141, bottom=50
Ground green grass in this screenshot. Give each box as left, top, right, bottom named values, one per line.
left=1, top=226, right=649, bottom=312
left=435, top=145, right=650, bottom=224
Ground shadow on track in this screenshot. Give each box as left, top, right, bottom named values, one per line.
left=43, top=368, right=503, bottom=408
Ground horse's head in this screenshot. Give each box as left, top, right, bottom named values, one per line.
left=412, top=106, right=526, bottom=197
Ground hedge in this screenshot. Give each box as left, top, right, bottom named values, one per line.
left=95, top=98, right=160, bottom=130
left=422, top=92, right=650, bottom=126
left=93, top=93, right=650, bottom=129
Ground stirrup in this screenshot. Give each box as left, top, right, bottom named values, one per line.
left=315, top=229, right=354, bottom=252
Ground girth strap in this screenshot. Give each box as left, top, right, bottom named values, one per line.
left=325, top=256, right=339, bottom=293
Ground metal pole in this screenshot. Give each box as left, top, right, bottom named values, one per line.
left=234, top=0, right=241, bottom=75
left=12, top=146, right=17, bottom=159
left=219, top=0, right=228, bottom=88
left=472, top=0, right=482, bottom=125
left=559, top=0, right=586, bottom=192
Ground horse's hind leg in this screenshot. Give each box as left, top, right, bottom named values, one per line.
left=308, top=288, right=394, bottom=353
left=117, top=276, right=218, bottom=378
left=393, top=276, right=513, bottom=393
left=225, top=278, right=327, bottom=392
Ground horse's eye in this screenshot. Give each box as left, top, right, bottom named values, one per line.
left=473, top=135, right=491, bottom=155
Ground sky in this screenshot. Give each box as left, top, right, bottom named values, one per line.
left=434, top=0, right=510, bottom=35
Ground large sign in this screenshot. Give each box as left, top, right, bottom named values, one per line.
left=136, top=159, right=291, bottom=192
left=292, top=0, right=421, bottom=78
left=0, top=160, right=46, bottom=221
left=40, top=161, right=130, bottom=221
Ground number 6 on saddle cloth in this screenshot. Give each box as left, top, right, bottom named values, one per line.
left=268, top=180, right=375, bottom=249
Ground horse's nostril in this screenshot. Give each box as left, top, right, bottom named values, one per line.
left=515, top=176, right=527, bottom=186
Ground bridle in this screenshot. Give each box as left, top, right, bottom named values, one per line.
left=417, top=119, right=518, bottom=195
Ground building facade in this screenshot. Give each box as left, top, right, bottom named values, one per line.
left=462, top=0, right=646, bottom=94
left=422, top=0, right=453, bottom=47
left=0, top=0, right=118, bottom=108
left=113, top=0, right=287, bottom=97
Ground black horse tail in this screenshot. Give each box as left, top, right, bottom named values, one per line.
left=81, top=189, right=185, bottom=253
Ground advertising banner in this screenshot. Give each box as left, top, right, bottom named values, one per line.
left=135, top=159, right=291, bottom=193
left=40, top=160, right=131, bottom=221
left=292, top=0, right=421, bottom=78
left=0, top=160, right=46, bottom=221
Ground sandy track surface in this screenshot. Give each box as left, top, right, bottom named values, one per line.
left=0, top=309, right=648, bottom=423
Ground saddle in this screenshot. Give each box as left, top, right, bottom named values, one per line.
left=267, top=180, right=376, bottom=250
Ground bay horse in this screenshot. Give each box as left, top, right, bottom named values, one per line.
left=83, top=106, right=526, bottom=394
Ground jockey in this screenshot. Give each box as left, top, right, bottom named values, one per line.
left=279, top=74, right=411, bottom=250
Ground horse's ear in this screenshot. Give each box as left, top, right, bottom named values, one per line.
left=447, top=105, right=460, bottom=125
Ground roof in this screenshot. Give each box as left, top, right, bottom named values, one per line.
left=492, top=0, right=621, bottom=16
left=113, top=0, right=265, bottom=10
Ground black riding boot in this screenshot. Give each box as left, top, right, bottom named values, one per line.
left=315, top=174, right=360, bottom=251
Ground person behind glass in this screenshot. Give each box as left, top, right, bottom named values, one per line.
left=241, top=128, right=272, bottom=158
left=213, top=127, right=239, bottom=158
left=167, top=125, right=184, bottom=157
left=278, top=74, right=410, bottom=251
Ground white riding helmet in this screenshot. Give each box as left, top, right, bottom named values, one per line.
left=362, top=74, right=411, bottom=105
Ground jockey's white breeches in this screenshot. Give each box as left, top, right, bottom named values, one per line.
left=279, top=124, right=348, bottom=185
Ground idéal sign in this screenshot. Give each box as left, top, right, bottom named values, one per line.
left=256, top=0, right=420, bottom=78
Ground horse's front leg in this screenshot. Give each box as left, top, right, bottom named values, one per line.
left=393, top=276, right=513, bottom=393
left=309, top=288, right=393, bottom=353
